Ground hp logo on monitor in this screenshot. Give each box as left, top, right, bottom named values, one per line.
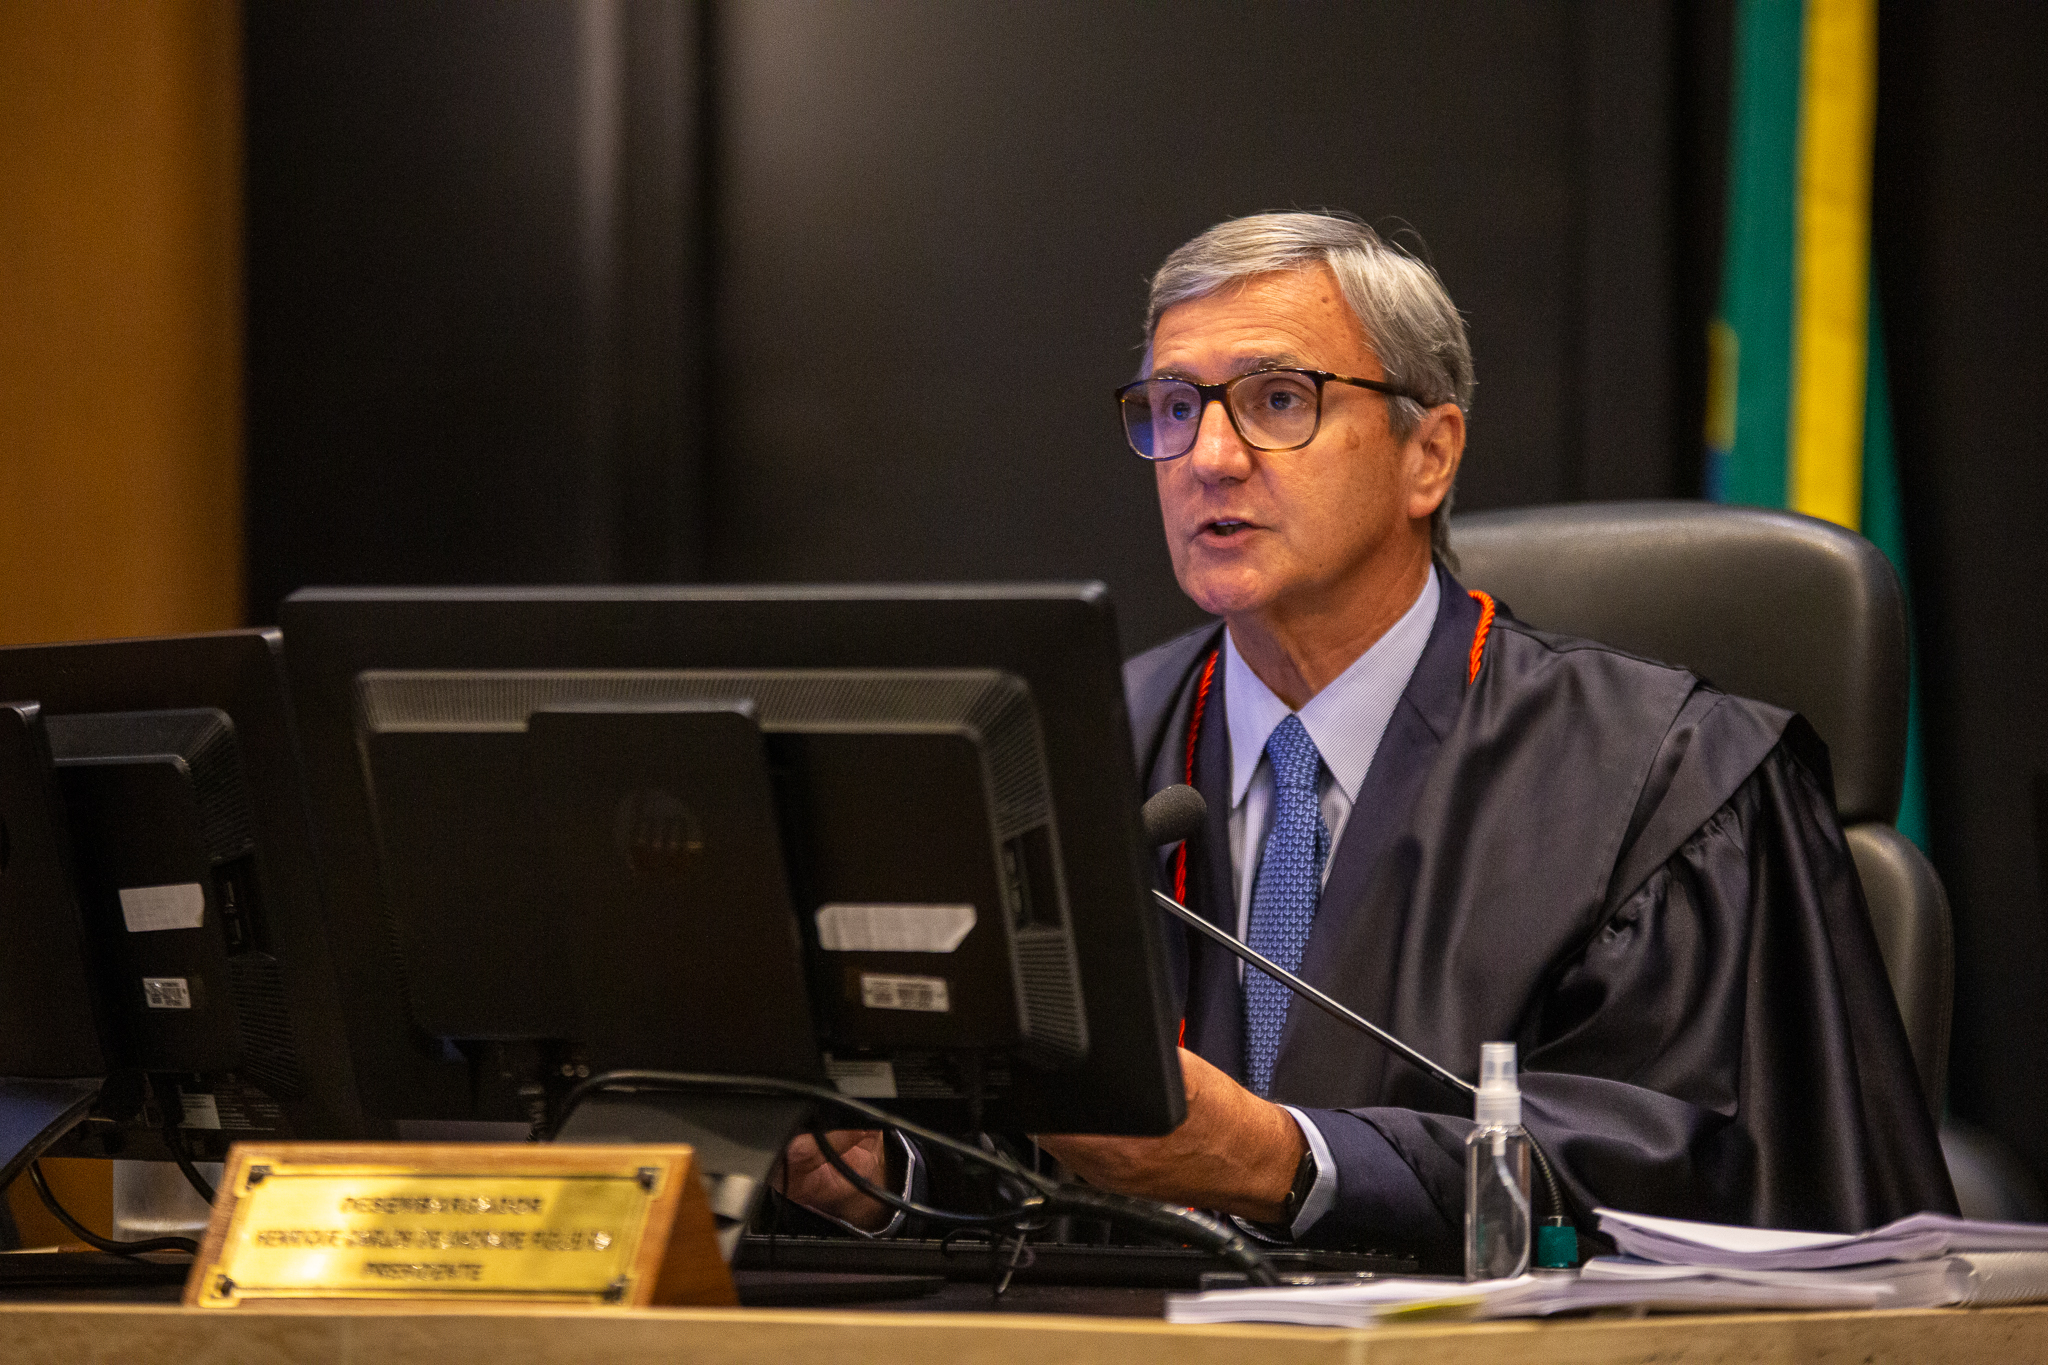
left=614, top=788, right=704, bottom=879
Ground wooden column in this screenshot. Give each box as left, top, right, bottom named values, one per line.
left=0, top=0, right=244, bottom=648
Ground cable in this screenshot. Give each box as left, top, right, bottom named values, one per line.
left=554, top=1069, right=1052, bottom=1193
left=162, top=1109, right=217, bottom=1205
left=557, top=1069, right=1281, bottom=1286
left=562, top=1068, right=1046, bottom=1228
left=1528, top=1134, right=1568, bottom=1225
left=1019, top=1186, right=1280, bottom=1285
left=994, top=1227, right=1034, bottom=1298
left=940, top=1215, right=1053, bottom=1300
left=801, top=1122, right=1024, bottom=1228
left=27, top=1163, right=197, bottom=1257
left=806, top=1122, right=1278, bottom=1285
left=560, top=1069, right=1054, bottom=1229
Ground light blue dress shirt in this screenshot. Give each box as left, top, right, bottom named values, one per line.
left=1221, top=565, right=1439, bottom=1238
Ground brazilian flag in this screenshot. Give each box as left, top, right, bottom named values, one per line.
left=1705, top=0, right=1927, bottom=850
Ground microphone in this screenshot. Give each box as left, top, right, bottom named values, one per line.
left=1140, top=781, right=1207, bottom=848
left=1135, top=784, right=1476, bottom=1097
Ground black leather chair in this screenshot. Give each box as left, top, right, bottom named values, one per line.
left=1450, top=501, right=1952, bottom=1114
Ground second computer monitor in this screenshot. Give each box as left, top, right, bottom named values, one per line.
left=0, top=630, right=367, bottom=1162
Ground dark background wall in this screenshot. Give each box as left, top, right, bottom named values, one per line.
left=246, top=0, right=1701, bottom=654
left=1872, top=1, right=2048, bottom=1198
left=243, top=1, right=2048, bottom=1198
left=706, top=0, right=1689, bottom=651
left=244, top=1, right=706, bottom=595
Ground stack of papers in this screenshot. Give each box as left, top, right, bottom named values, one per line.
left=1165, top=1270, right=1898, bottom=1327
left=1582, top=1252, right=2048, bottom=1310
left=1168, top=1278, right=1494, bottom=1329
left=1594, top=1207, right=2048, bottom=1270
left=1164, top=1210, right=2048, bottom=1327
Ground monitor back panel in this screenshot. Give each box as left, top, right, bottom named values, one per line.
left=283, top=585, right=1185, bottom=1136
left=0, top=631, right=367, bottom=1150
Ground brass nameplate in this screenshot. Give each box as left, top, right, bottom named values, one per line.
left=186, top=1143, right=735, bottom=1309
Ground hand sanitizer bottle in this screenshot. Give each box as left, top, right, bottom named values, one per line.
left=1465, top=1041, right=1533, bottom=1280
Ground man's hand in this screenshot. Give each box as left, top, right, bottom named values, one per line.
left=774, top=1129, right=892, bottom=1232
left=1036, top=1048, right=1307, bottom=1223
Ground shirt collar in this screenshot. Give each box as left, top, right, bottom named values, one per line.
left=1224, top=565, right=1442, bottom=808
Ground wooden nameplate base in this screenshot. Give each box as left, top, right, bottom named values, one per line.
left=184, top=1142, right=735, bottom=1309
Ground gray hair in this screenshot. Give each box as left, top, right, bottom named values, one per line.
left=1146, top=211, right=1473, bottom=566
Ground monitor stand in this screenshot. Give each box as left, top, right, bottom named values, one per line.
left=552, top=1088, right=813, bottom=1260
left=0, top=1077, right=102, bottom=1194
left=112, top=1158, right=219, bottom=1241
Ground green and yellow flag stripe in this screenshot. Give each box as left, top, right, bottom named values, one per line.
left=1707, top=0, right=1927, bottom=849
left=1787, top=0, right=1875, bottom=527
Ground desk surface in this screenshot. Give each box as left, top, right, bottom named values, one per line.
left=1, top=1300, right=2044, bottom=1364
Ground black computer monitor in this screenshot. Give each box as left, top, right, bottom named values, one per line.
left=0, top=704, right=111, bottom=1078
left=280, top=584, right=1186, bottom=1144
left=0, top=630, right=366, bottom=1180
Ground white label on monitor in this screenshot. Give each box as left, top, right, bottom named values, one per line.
left=859, top=974, right=951, bottom=1014
left=817, top=903, right=976, bottom=953
left=142, top=977, right=192, bottom=1010
left=180, top=1093, right=222, bottom=1130
left=824, top=1055, right=899, bottom=1099
left=119, top=883, right=206, bottom=933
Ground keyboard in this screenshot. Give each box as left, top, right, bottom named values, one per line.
left=735, top=1234, right=1417, bottom=1289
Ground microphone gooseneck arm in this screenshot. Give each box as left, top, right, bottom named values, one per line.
left=1149, top=886, right=1477, bottom=1098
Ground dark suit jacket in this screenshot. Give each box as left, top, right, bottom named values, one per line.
left=1125, top=568, right=1956, bottom=1265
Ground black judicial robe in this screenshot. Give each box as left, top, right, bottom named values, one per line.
left=1125, top=569, right=1956, bottom=1264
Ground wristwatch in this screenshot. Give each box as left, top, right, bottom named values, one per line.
left=1261, top=1143, right=1319, bottom=1236
left=1277, top=1146, right=1310, bottom=1227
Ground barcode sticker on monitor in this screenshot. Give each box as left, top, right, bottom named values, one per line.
left=859, top=973, right=950, bottom=1013
left=817, top=903, right=976, bottom=953
left=824, top=1056, right=899, bottom=1099
left=119, top=883, right=206, bottom=933
left=143, top=977, right=192, bottom=1010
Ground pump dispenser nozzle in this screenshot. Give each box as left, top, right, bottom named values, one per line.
left=1474, top=1041, right=1522, bottom=1128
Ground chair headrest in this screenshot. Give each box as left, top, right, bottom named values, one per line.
left=1452, top=501, right=1907, bottom=825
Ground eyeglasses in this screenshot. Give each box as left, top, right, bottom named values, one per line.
left=1115, top=367, right=1434, bottom=462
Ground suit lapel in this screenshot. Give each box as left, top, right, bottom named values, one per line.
left=1268, top=573, right=1481, bottom=1107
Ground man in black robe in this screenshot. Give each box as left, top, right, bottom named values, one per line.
left=783, top=210, right=1954, bottom=1261
left=1029, top=211, right=1955, bottom=1264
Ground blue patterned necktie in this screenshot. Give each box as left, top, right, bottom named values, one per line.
left=1244, top=713, right=1331, bottom=1097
